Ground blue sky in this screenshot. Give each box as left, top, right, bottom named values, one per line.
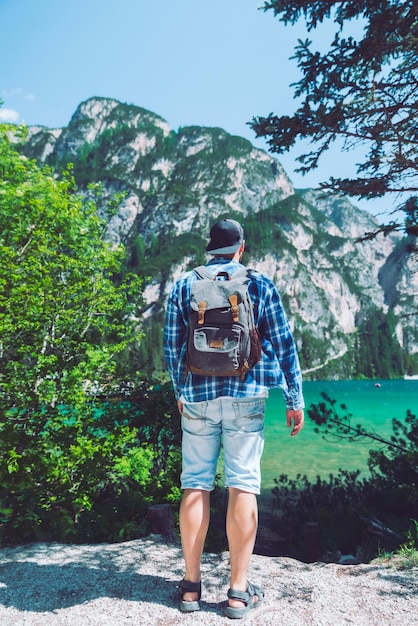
left=0, top=0, right=393, bottom=217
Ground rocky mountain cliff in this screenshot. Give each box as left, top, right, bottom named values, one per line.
left=20, top=97, right=418, bottom=378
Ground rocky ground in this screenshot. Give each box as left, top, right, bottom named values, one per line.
left=0, top=536, right=418, bottom=625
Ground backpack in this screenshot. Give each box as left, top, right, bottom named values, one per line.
left=187, top=265, right=262, bottom=378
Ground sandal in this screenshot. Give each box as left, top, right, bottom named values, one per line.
left=178, top=579, right=201, bottom=613
left=224, top=581, right=264, bottom=619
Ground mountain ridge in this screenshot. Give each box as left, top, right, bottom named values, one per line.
left=19, top=96, right=418, bottom=378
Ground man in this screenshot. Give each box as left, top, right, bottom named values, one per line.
left=163, top=218, right=304, bottom=619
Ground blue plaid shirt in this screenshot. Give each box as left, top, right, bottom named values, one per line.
left=163, top=258, right=304, bottom=410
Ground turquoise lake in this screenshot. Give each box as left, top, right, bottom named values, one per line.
left=260, top=379, right=418, bottom=494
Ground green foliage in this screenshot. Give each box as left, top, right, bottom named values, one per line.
left=297, top=304, right=406, bottom=380
left=47, top=107, right=176, bottom=195
left=0, top=124, right=183, bottom=544
left=239, top=197, right=301, bottom=259
left=270, top=394, right=418, bottom=561
left=112, top=379, right=182, bottom=494
left=400, top=520, right=418, bottom=556
left=0, top=124, right=140, bottom=404
left=72, top=379, right=182, bottom=543
left=105, top=101, right=168, bottom=134
left=297, top=331, right=329, bottom=372
left=126, top=229, right=207, bottom=282
left=65, top=125, right=139, bottom=185
left=253, top=0, right=418, bottom=243
left=158, top=128, right=256, bottom=215
left=353, top=308, right=405, bottom=378
left=373, top=519, right=418, bottom=568
left=177, top=126, right=254, bottom=162
left=368, top=409, right=418, bottom=493
left=271, top=470, right=377, bottom=560
left=135, top=312, right=167, bottom=376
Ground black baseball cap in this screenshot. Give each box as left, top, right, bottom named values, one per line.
left=206, top=219, right=244, bottom=255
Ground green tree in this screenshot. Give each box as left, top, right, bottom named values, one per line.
left=251, top=0, right=418, bottom=247
left=354, top=308, right=404, bottom=378
left=0, top=123, right=147, bottom=542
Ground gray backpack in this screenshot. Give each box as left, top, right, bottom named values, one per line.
left=187, top=266, right=262, bottom=378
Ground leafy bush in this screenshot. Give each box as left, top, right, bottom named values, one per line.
left=271, top=470, right=377, bottom=560
left=0, top=124, right=182, bottom=544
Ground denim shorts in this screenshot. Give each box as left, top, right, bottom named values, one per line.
left=180, top=395, right=265, bottom=495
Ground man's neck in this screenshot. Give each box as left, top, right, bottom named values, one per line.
left=211, top=251, right=242, bottom=262
left=209, top=256, right=240, bottom=264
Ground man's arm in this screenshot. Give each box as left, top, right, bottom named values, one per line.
left=163, top=284, right=188, bottom=400
left=258, top=279, right=305, bottom=420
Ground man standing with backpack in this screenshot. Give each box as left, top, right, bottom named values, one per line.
left=163, top=218, right=304, bottom=619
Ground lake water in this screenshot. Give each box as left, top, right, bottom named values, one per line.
left=261, top=379, right=418, bottom=494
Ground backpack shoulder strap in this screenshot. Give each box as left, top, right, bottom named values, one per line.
left=231, top=267, right=248, bottom=280
left=193, top=265, right=214, bottom=280
left=231, top=266, right=256, bottom=282
left=193, top=266, right=233, bottom=280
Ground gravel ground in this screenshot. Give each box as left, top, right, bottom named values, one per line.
left=1, top=536, right=418, bottom=625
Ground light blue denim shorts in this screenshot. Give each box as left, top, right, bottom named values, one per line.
left=180, top=395, right=265, bottom=495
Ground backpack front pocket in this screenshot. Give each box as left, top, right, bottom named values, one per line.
left=194, top=326, right=241, bottom=354
left=191, top=326, right=241, bottom=372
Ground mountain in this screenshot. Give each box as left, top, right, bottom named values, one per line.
left=20, top=97, right=418, bottom=379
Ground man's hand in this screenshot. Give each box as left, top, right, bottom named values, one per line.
left=286, top=409, right=304, bottom=437
left=177, top=399, right=184, bottom=415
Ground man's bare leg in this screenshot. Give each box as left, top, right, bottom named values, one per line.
left=179, top=488, right=210, bottom=601
left=226, top=487, right=259, bottom=608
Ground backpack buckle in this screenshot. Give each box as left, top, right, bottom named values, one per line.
left=228, top=294, right=239, bottom=322
left=198, top=301, right=207, bottom=324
